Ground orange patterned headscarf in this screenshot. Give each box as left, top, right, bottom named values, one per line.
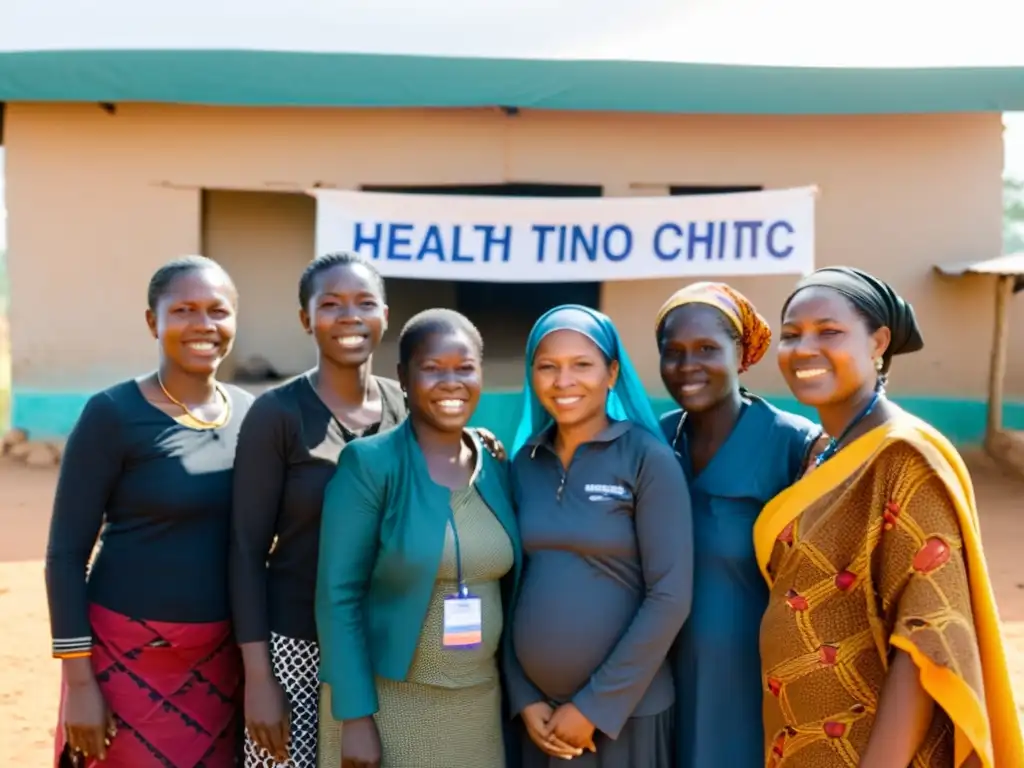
left=655, top=282, right=772, bottom=372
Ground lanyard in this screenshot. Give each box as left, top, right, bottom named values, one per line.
left=815, top=391, right=880, bottom=467
left=447, top=510, right=469, bottom=598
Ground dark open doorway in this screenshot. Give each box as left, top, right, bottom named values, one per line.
left=669, top=184, right=763, bottom=196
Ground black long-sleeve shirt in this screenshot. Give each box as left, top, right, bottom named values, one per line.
left=45, top=380, right=253, bottom=658
left=229, top=374, right=406, bottom=644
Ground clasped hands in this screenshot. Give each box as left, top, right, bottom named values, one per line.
left=521, top=701, right=597, bottom=761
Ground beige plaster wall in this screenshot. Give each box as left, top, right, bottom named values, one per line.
left=3, top=104, right=1015, bottom=398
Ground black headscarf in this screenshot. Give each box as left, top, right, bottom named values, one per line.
left=782, top=266, right=924, bottom=373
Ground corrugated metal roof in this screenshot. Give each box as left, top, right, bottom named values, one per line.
left=6, top=2, right=1024, bottom=112
left=933, top=254, right=1024, bottom=278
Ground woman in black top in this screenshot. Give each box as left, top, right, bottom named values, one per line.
left=45, top=256, right=253, bottom=768
left=231, top=252, right=401, bottom=768
left=231, top=252, right=504, bottom=768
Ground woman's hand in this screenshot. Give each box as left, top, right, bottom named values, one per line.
left=521, top=701, right=585, bottom=759
left=548, top=703, right=597, bottom=753
left=341, top=716, right=382, bottom=768
left=857, top=649, right=934, bottom=768
left=474, top=428, right=507, bottom=461
left=244, top=676, right=291, bottom=762
left=63, top=675, right=116, bottom=761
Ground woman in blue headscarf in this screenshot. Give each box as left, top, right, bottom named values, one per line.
left=504, top=305, right=693, bottom=768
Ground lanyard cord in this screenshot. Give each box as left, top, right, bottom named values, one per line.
left=447, top=510, right=469, bottom=598
left=815, top=391, right=880, bottom=467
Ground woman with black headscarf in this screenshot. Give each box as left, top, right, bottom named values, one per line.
left=752, top=267, right=1021, bottom=768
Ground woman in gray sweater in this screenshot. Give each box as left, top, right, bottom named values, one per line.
left=504, top=304, right=693, bottom=768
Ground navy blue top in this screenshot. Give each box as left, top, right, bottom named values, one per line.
left=662, top=395, right=819, bottom=768
left=45, top=380, right=254, bottom=657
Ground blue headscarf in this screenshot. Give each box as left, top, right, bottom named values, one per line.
left=511, top=304, right=665, bottom=457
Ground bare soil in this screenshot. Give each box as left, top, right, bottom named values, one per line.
left=2, top=452, right=1023, bottom=764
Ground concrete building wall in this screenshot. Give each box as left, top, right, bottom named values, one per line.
left=3, top=103, right=1017, bottom=439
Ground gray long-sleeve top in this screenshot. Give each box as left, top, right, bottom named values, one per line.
left=504, top=420, right=693, bottom=740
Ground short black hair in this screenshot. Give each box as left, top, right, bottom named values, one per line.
left=147, top=255, right=234, bottom=311
left=298, top=251, right=386, bottom=308
left=398, top=309, right=483, bottom=368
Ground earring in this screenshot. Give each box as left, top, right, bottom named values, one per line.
left=874, top=357, right=883, bottom=372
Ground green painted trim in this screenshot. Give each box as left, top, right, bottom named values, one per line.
left=3, top=50, right=1024, bottom=113
left=12, top=387, right=1024, bottom=446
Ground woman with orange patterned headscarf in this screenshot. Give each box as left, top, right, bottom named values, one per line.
left=654, top=282, right=823, bottom=768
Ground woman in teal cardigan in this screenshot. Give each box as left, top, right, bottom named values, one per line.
left=315, top=308, right=522, bottom=768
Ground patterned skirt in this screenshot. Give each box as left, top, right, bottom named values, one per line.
left=54, top=604, right=241, bottom=768
left=245, top=633, right=322, bottom=768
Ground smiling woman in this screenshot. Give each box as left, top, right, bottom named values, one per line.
left=757, top=267, right=1022, bottom=768
left=397, top=308, right=484, bottom=434
left=140, top=256, right=241, bottom=425
left=45, top=255, right=254, bottom=768
left=230, top=251, right=406, bottom=768
left=315, top=307, right=521, bottom=768
left=505, top=304, right=692, bottom=768
left=653, top=282, right=820, bottom=768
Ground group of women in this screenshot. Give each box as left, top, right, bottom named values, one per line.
left=44, top=250, right=1023, bottom=768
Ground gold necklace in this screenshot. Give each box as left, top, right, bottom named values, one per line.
left=157, top=375, right=231, bottom=428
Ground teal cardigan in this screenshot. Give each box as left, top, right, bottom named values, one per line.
left=315, top=420, right=522, bottom=721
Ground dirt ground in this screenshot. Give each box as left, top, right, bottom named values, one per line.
left=2, top=453, right=1023, bottom=764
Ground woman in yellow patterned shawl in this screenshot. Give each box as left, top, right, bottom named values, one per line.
left=754, top=267, right=1022, bottom=768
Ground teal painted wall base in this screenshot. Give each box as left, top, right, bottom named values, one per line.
left=12, top=391, right=94, bottom=440
left=12, top=387, right=1024, bottom=447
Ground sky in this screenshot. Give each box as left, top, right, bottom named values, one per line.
left=2, top=113, right=1024, bottom=251
left=6, top=0, right=1024, bottom=67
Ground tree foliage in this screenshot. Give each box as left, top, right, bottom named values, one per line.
left=1004, top=176, right=1024, bottom=253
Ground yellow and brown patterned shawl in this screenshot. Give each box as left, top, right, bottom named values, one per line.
left=753, top=412, right=1022, bottom=768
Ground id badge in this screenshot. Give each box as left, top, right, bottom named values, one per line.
left=442, top=594, right=482, bottom=649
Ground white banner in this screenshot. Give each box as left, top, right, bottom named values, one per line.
left=313, top=187, right=815, bottom=283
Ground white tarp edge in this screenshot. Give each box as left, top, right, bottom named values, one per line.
left=312, top=187, right=816, bottom=284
